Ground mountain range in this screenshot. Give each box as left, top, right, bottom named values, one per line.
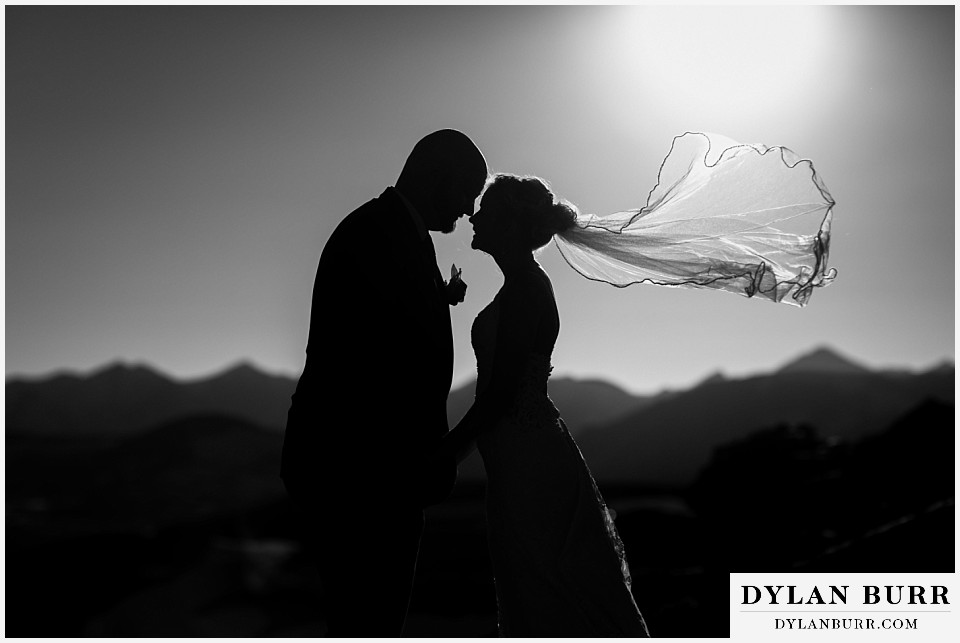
left=6, top=347, right=954, bottom=494
left=575, top=363, right=953, bottom=486
left=6, top=358, right=662, bottom=438
left=6, top=361, right=296, bottom=436
left=7, top=345, right=916, bottom=436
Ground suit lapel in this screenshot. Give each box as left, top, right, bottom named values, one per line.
left=379, top=189, right=454, bottom=382
left=421, top=235, right=454, bottom=381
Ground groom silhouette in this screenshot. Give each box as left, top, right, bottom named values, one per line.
left=281, top=129, right=488, bottom=636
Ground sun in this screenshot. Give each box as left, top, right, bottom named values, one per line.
left=581, top=5, right=837, bottom=127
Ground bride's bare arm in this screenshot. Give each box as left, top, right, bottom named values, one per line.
left=439, top=403, right=483, bottom=463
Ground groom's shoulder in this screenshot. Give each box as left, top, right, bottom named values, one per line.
left=328, top=188, right=402, bottom=246
left=343, top=189, right=404, bottom=231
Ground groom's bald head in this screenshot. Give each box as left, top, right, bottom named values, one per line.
left=399, top=129, right=487, bottom=186
left=397, top=129, right=488, bottom=233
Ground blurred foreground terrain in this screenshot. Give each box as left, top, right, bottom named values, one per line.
left=6, top=347, right=954, bottom=637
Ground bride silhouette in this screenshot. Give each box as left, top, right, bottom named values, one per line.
left=442, top=136, right=834, bottom=633
left=442, top=174, right=651, bottom=636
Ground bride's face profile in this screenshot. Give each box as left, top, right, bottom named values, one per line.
left=469, top=193, right=495, bottom=253
left=470, top=191, right=513, bottom=256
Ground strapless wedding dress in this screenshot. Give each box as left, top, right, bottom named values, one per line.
left=473, top=297, right=649, bottom=637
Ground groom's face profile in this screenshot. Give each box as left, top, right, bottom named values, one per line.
left=397, top=129, right=487, bottom=233
left=429, top=173, right=485, bottom=234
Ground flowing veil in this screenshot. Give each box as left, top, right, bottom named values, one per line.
left=555, top=132, right=836, bottom=307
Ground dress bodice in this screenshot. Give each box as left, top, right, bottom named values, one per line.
left=471, top=277, right=559, bottom=401
left=471, top=290, right=562, bottom=456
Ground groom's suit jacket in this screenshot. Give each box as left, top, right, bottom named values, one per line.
left=281, top=187, right=455, bottom=507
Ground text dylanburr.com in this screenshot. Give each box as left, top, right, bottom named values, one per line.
left=730, top=573, right=956, bottom=640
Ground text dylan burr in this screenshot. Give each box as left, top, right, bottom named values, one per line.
left=742, top=585, right=949, bottom=606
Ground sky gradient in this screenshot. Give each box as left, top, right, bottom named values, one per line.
left=5, top=5, right=955, bottom=394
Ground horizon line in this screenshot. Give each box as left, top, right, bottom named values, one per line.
left=5, top=349, right=955, bottom=393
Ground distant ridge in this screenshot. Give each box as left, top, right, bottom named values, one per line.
left=5, top=360, right=296, bottom=436
left=6, top=348, right=953, bottom=451
left=5, top=361, right=653, bottom=439
left=929, top=359, right=955, bottom=373
left=576, top=359, right=954, bottom=487
left=777, top=346, right=870, bottom=375
left=696, top=371, right=727, bottom=387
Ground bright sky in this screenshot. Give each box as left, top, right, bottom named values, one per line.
left=5, top=5, right=955, bottom=394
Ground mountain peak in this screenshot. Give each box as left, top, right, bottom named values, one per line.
left=927, top=359, right=954, bottom=374
left=697, top=371, right=727, bottom=387
left=219, top=360, right=263, bottom=376
left=210, top=360, right=292, bottom=383
left=89, top=360, right=168, bottom=382
left=777, top=346, right=869, bottom=375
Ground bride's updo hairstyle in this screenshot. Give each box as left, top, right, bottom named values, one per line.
left=483, top=173, right=578, bottom=250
